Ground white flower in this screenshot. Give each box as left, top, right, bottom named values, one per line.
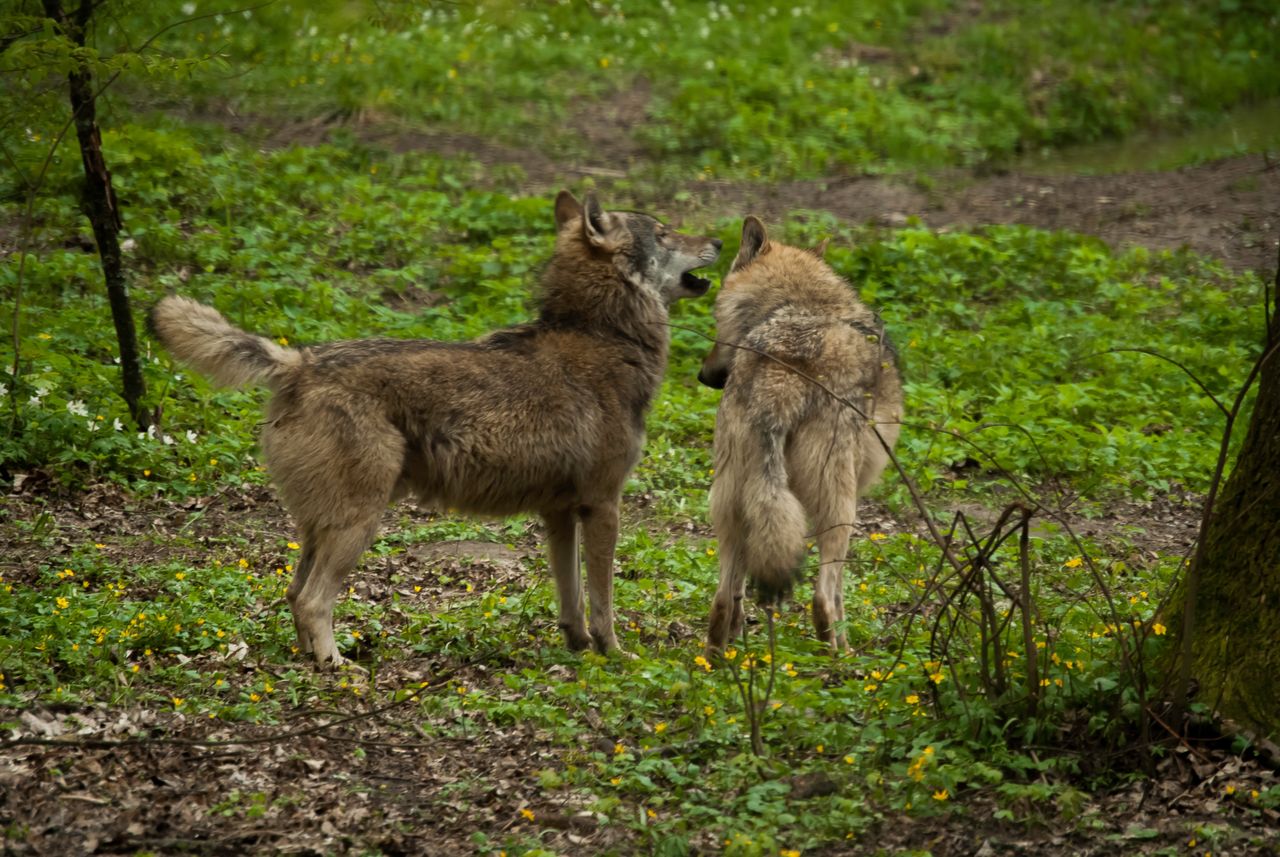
left=185, top=430, right=199, bottom=443
left=181, top=1, right=196, bottom=14
left=0, top=383, right=6, bottom=396
left=113, top=418, right=124, bottom=432
left=86, top=419, right=100, bottom=432
left=162, top=434, right=175, bottom=446
left=67, top=399, right=88, bottom=417
left=29, top=395, right=42, bottom=406
left=146, top=425, right=158, bottom=440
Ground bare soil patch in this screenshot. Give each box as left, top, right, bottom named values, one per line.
left=201, top=106, right=1279, bottom=272
left=698, top=156, right=1279, bottom=273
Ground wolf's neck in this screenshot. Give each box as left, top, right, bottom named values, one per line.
left=538, top=262, right=669, bottom=353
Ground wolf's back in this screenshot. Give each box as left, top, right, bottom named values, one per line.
left=150, top=296, right=300, bottom=389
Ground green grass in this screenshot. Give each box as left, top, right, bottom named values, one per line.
left=8, top=0, right=1278, bottom=180
left=2, top=3, right=1278, bottom=848
left=0, top=123, right=1272, bottom=850
left=2, top=123, right=1263, bottom=495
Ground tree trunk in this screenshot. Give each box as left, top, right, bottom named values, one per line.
left=43, top=0, right=150, bottom=430
left=1179, top=258, right=1280, bottom=738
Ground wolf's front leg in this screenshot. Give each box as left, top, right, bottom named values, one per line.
left=544, top=508, right=592, bottom=651
left=581, top=501, right=622, bottom=654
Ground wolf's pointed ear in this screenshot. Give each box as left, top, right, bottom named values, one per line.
left=731, top=215, right=770, bottom=272
left=555, top=190, right=583, bottom=231
left=809, top=237, right=831, bottom=259
left=580, top=192, right=617, bottom=249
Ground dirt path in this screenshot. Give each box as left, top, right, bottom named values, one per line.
left=701, top=155, right=1280, bottom=273
left=219, top=112, right=1279, bottom=272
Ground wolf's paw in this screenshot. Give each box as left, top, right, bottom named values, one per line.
left=560, top=623, right=593, bottom=652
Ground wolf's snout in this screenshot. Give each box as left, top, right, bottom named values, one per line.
left=710, top=238, right=724, bottom=251
left=698, top=364, right=728, bottom=389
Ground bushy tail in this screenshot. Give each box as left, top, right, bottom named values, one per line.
left=149, top=296, right=300, bottom=389
left=714, top=423, right=807, bottom=603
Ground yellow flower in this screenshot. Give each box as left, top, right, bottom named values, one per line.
left=704, top=705, right=715, bottom=716
left=1063, top=556, right=1083, bottom=568
left=250, top=693, right=261, bottom=702
left=610, top=777, right=621, bottom=786
left=1152, top=622, right=1167, bottom=636
left=1225, top=784, right=1236, bottom=795
left=175, top=572, right=186, bottom=581
left=56, top=597, right=69, bottom=609
left=929, top=672, right=945, bottom=684
left=724, top=648, right=737, bottom=660
left=519, top=808, right=535, bottom=821
left=599, top=56, right=611, bottom=68
left=614, top=743, right=625, bottom=755
left=646, top=808, right=656, bottom=819
left=654, top=722, right=667, bottom=734
left=287, top=542, right=300, bottom=550
left=238, top=558, right=249, bottom=569
left=209, top=458, right=218, bottom=466
left=782, top=850, right=801, bottom=857
left=694, top=655, right=711, bottom=672
left=172, top=697, right=184, bottom=707
left=932, top=789, right=949, bottom=801
left=844, top=755, right=854, bottom=764
left=905, top=694, right=920, bottom=705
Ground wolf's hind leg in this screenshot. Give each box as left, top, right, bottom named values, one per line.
left=812, top=518, right=854, bottom=652
left=291, top=515, right=381, bottom=669
left=286, top=526, right=318, bottom=653
left=544, top=509, right=591, bottom=651
left=705, top=541, right=747, bottom=658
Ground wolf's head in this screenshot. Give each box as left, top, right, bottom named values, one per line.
left=554, top=191, right=721, bottom=307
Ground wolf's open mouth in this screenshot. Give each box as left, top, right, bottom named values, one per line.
left=681, top=271, right=712, bottom=295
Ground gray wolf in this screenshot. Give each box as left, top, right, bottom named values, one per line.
left=698, top=216, right=902, bottom=654
left=151, top=191, right=721, bottom=668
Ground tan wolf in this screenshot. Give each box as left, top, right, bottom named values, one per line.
left=698, top=216, right=902, bottom=655
left=151, top=191, right=721, bottom=668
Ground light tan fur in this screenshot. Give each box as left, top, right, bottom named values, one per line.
left=699, top=216, right=903, bottom=655
left=151, top=191, right=720, bottom=668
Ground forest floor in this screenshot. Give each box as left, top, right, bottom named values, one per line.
left=3, top=111, right=1279, bottom=855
